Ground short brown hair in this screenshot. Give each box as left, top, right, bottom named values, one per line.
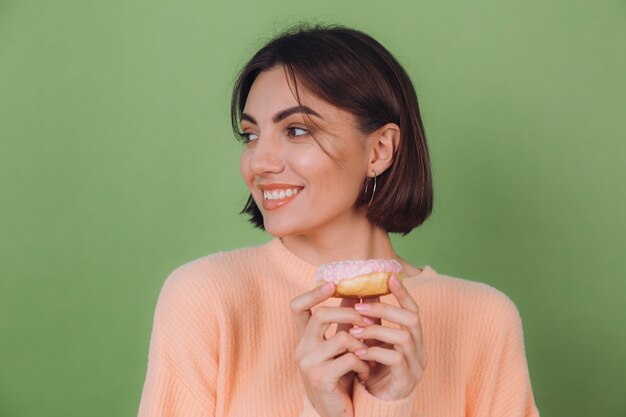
left=230, top=23, right=433, bottom=235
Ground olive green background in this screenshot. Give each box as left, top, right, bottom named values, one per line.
left=1, top=0, right=624, bottom=416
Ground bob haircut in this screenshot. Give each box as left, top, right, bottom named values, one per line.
left=230, top=23, right=433, bottom=235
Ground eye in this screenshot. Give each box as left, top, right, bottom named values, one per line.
left=287, top=126, right=309, bottom=138
left=239, top=132, right=259, bottom=142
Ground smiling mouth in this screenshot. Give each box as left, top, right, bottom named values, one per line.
left=263, top=188, right=301, bottom=200
left=260, top=187, right=303, bottom=210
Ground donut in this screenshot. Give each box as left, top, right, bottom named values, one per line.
left=315, top=259, right=404, bottom=298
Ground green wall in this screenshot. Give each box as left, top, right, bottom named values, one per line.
left=1, top=1, right=624, bottom=416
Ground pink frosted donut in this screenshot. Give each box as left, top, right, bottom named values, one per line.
left=315, top=259, right=404, bottom=298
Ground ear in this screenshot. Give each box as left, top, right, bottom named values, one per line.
left=367, top=123, right=400, bottom=176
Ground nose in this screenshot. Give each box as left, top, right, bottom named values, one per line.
left=248, top=134, right=284, bottom=175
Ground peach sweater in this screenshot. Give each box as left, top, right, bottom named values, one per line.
left=137, top=238, right=540, bottom=417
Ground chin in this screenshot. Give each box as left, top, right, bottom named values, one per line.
left=263, top=223, right=299, bottom=238
left=262, top=217, right=312, bottom=239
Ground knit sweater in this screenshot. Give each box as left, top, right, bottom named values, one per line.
left=137, top=238, right=540, bottom=417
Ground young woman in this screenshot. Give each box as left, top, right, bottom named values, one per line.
left=138, top=23, right=540, bottom=417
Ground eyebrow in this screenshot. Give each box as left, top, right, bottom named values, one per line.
left=240, top=105, right=322, bottom=125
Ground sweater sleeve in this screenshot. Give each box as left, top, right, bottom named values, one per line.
left=137, top=358, right=212, bottom=417
left=469, top=293, right=540, bottom=417
left=137, top=269, right=219, bottom=417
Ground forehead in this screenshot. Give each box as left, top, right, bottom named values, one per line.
left=244, top=66, right=298, bottom=110
left=242, top=66, right=354, bottom=127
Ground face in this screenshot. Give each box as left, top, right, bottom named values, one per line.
left=239, top=66, right=372, bottom=238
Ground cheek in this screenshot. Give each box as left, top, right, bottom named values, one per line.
left=294, top=151, right=363, bottom=196
left=239, top=152, right=256, bottom=200
left=239, top=151, right=253, bottom=187
left=292, top=152, right=326, bottom=175
left=291, top=152, right=338, bottom=193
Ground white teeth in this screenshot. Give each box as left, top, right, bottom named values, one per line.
left=263, top=188, right=301, bottom=200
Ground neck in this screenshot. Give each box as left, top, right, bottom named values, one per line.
left=277, top=209, right=423, bottom=276
left=279, top=214, right=398, bottom=265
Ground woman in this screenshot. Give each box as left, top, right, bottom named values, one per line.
left=138, top=23, right=540, bottom=417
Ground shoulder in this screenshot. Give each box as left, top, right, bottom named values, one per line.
left=171, top=245, right=257, bottom=276
left=411, top=270, right=527, bottom=362
left=165, top=242, right=271, bottom=288
left=155, top=242, right=271, bottom=313
left=420, top=269, right=524, bottom=333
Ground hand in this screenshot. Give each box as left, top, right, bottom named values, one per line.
left=349, top=275, right=428, bottom=401
left=290, top=282, right=372, bottom=417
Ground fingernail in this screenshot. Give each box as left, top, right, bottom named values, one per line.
left=349, top=327, right=364, bottom=335
left=363, top=317, right=374, bottom=325
left=355, top=303, right=371, bottom=311
left=355, top=349, right=367, bottom=356
left=321, top=282, right=334, bottom=294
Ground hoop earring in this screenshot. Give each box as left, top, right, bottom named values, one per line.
left=364, top=169, right=377, bottom=208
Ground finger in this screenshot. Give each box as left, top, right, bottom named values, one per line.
left=354, top=301, right=426, bottom=367
left=388, top=275, right=419, bottom=313
left=321, top=352, right=371, bottom=384
left=349, top=325, right=413, bottom=347
left=299, top=331, right=368, bottom=369
left=349, top=325, right=422, bottom=376
left=301, top=306, right=370, bottom=346
left=355, top=346, right=416, bottom=382
left=384, top=279, right=430, bottom=370
left=356, top=346, right=422, bottom=396
left=290, top=282, right=335, bottom=339
left=355, top=302, right=419, bottom=329
left=336, top=297, right=359, bottom=334
left=359, top=297, right=381, bottom=356
left=360, top=296, right=382, bottom=325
